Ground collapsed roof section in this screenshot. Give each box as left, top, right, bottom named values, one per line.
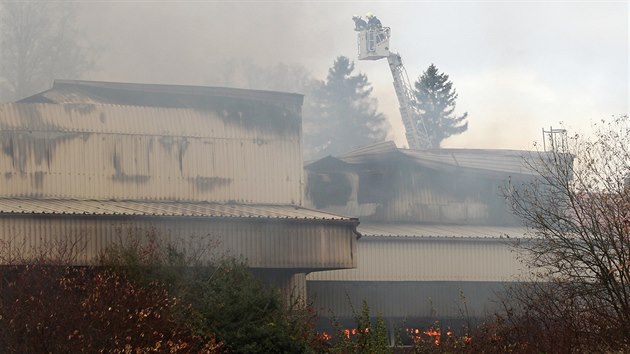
left=307, top=140, right=548, bottom=178
left=304, top=141, right=563, bottom=225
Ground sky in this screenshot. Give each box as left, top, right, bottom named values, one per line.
left=78, top=1, right=629, bottom=150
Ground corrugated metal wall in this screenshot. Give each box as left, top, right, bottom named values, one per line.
left=307, top=238, right=529, bottom=282
left=308, top=280, right=507, bottom=319
left=0, top=104, right=302, bottom=204
left=0, top=216, right=356, bottom=270
left=374, top=189, right=490, bottom=223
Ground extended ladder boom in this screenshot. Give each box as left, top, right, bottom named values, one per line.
left=353, top=18, right=431, bottom=149
left=387, top=53, right=431, bottom=150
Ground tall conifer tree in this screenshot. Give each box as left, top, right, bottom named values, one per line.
left=307, top=56, right=389, bottom=158
left=413, top=64, right=468, bottom=148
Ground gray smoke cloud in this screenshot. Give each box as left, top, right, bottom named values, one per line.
left=74, top=1, right=628, bottom=150
left=79, top=2, right=351, bottom=85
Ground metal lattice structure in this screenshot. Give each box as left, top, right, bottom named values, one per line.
left=387, top=53, right=431, bottom=150
left=354, top=22, right=431, bottom=149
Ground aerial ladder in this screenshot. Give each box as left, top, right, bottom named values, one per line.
left=353, top=17, right=431, bottom=150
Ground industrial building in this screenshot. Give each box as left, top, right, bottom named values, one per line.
left=0, top=80, right=359, bottom=298
left=304, top=141, right=537, bottom=330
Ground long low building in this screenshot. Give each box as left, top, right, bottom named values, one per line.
left=0, top=80, right=360, bottom=299
left=304, top=141, right=540, bottom=331
left=308, top=223, right=531, bottom=326
left=0, top=199, right=357, bottom=270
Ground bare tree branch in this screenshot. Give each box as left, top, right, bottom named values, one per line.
left=502, top=116, right=630, bottom=350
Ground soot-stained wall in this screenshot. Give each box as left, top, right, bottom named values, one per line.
left=305, top=158, right=518, bottom=225
left=0, top=100, right=303, bottom=204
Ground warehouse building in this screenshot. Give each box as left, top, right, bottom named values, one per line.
left=0, top=80, right=359, bottom=298
left=304, top=141, right=537, bottom=330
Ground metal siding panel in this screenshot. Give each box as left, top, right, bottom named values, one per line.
left=0, top=104, right=301, bottom=204
left=0, top=216, right=357, bottom=270
left=307, top=238, right=529, bottom=282
left=373, top=186, right=491, bottom=223
left=307, top=281, right=507, bottom=319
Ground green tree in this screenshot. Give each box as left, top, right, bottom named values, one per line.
left=205, top=57, right=389, bottom=159
left=308, top=56, right=389, bottom=158
left=0, top=1, right=92, bottom=102
left=196, top=260, right=318, bottom=353
left=413, top=64, right=468, bottom=148
left=101, top=231, right=322, bottom=353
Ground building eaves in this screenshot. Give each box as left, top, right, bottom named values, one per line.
left=336, top=141, right=400, bottom=164
left=358, top=222, right=531, bottom=240
left=0, top=199, right=357, bottom=224
left=304, top=155, right=353, bottom=171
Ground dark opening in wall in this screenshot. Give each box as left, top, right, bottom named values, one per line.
left=307, top=173, right=352, bottom=209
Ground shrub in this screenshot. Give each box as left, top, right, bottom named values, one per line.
left=101, top=231, right=322, bottom=353
left=0, top=263, right=220, bottom=353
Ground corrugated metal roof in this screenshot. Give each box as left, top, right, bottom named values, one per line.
left=338, top=141, right=398, bottom=160
left=0, top=198, right=356, bottom=222
left=399, top=148, right=540, bottom=176
left=358, top=223, right=530, bottom=239
left=328, top=141, right=547, bottom=176
left=20, top=80, right=304, bottom=109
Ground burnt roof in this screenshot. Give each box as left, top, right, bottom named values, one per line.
left=306, top=141, right=553, bottom=177
left=19, top=80, right=304, bottom=111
